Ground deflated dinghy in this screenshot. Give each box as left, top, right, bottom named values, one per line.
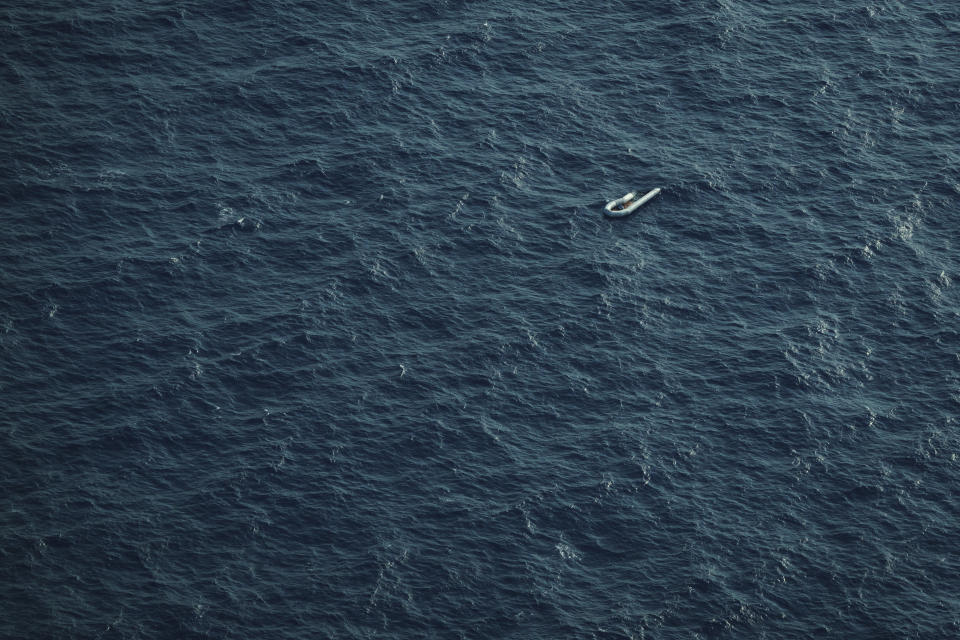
left=603, top=187, right=661, bottom=217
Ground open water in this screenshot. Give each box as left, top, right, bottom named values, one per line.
left=2, top=1, right=959, bottom=638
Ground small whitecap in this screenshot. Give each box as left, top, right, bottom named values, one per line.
left=525, top=328, right=539, bottom=348
left=556, top=542, right=581, bottom=561
left=896, top=220, right=913, bottom=241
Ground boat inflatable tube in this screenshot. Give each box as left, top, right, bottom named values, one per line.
left=604, top=187, right=662, bottom=217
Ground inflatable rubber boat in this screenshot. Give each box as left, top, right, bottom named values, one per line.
left=604, top=187, right=662, bottom=217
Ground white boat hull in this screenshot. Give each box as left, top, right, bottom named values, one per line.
left=604, top=187, right=661, bottom=217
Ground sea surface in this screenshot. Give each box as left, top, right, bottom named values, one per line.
left=2, top=1, right=959, bottom=638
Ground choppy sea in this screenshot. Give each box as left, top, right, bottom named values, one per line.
left=2, top=1, right=959, bottom=638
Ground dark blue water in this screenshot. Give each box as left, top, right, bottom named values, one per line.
left=3, top=1, right=959, bottom=637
